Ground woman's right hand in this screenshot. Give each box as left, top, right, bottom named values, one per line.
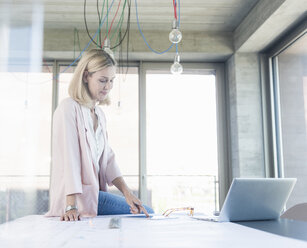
left=60, top=209, right=81, bottom=221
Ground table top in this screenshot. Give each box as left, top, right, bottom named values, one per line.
left=0, top=215, right=307, bottom=248
left=237, top=218, right=307, bottom=242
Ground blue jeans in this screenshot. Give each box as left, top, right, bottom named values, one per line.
left=97, top=191, right=154, bottom=215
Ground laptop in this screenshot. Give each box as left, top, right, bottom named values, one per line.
left=192, top=178, right=296, bottom=222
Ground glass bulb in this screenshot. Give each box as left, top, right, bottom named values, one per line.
left=171, top=62, right=183, bottom=74
left=171, top=53, right=183, bottom=74
left=169, top=28, right=182, bottom=44
left=169, top=19, right=182, bottom=44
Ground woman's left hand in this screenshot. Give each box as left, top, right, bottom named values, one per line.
left=124, top=191, right=150, bottom=217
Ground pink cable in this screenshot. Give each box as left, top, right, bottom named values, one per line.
left=102, top=0, right=122, bottom=47
left=173, top=0, right=177, bottom=20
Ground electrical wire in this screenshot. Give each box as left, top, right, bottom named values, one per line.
left=115, top=0, right=131, bottom=85
left=111, top=0, right=130, bottom=49
left=102, top=0, right=122, bottom=47
left=173, top=0, right=177, bottom=20
left=116, top=0, right=131, bottom=77
left=178, top=0, right=180, bottom=27
left=110, top=0, right=126, bottom=43
left=134, top=0, right=176, bottom=54
left=97, top=0, right=106, bottom=47
left=106, top=0, right=109, bottom=39
left=84, top=0, right=100, bottom=47
left=125, top=0, right=131, bottom=75
left=64, top=0, right=116, bottom=73
left=26, top=0, right=177, bottom=85
left=96, top=0, right=101, bottom=47
left=118, top=30, right=123, bottom=79
left=84, top=0, right=130, bottom=50
left=21, top=0, right=118, bottom=85
left=73, top=28, right=81, bottom=60
left=11, top=0, right=124, bottom=86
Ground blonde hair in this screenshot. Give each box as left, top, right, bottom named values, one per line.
left=68, top=49, right=117, bottom=107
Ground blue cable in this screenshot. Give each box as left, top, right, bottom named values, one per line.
left=175, top=0, right=180, bottom=54
left=62, top=0, right=181, bottom=73
left=177, top=0, right=180, bottom=27
left=134, top=0, right=181, bottom=54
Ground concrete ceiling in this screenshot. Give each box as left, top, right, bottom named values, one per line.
left=1, top=0, right=306, bottom=61
left=1, top=0, right=259, bottom=32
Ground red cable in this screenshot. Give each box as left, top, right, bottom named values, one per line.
left=102, top=0, right=122, bottom=47
left=173, top=0, right=177, bottom=20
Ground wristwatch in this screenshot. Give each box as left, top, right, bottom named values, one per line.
left=65, top=205, right=78, bottom=213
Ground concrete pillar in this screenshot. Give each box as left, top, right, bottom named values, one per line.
left=226, top=53, right=265, bottom=178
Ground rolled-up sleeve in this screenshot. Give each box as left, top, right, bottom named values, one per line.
left=52, top=100, right=82, bottom=195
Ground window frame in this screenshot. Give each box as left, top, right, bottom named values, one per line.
left=48, top=60, right=229, bottom=210
left=139, top=62, right=229, bottom=208
left=267, top=20, right=307, bottom=177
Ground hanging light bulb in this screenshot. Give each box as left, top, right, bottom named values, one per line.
left=169, top=19, right=182, bottom=44
left=103, top=38, right=114, bottom=57
left=170, top=53, right=183, bottom=74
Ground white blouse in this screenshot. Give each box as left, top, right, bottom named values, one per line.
left=81, top=105, right=104, bottom=173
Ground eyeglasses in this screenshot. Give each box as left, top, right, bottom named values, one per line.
left=162, top=207, right=194, bottom=217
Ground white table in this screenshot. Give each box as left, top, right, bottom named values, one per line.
left=0, top=215, right=306, bottom=248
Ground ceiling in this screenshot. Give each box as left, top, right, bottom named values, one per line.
left=1, top=0, right=305, bottom=61
left=1, top=0, right=260, bottom=32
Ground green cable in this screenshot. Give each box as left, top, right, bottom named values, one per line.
left=110, top=0, right=126, bottom=42
left=74, top=29, right=76, bottom=59
left=73, top=28, right=81, bottom=60
left=97, top=0, right=106, bottom=47
left=110, top=0, right=126, bottom=41
left=75, top=28, right=81, bottom=52
left=106, top=0, right=109, bottom=40
left=113, top=13, right=124, bottom=44
left=77, top=31, right=81, bottom=52
left=110, top=13, right=123, bottom=42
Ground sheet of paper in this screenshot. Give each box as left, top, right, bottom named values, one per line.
left=122, top=214, right=178, bottom=220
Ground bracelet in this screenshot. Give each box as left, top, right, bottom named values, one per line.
left=65, top=205, right=78, bottom=213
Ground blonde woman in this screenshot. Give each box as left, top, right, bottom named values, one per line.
left=45, top=49, right=153, bottom=221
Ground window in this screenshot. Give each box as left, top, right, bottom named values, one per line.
left=0, top=65, right=53, bottom=223
left=58, top=65, right=75, bottom=104
left=101, top=68, right=139, bottom=193
left=145, top=67, right=220, bottom=213
left=271, top=33, right=307, bottom=208
left=0, top=60, right=225, bottom=223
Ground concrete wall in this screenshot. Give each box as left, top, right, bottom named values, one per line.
left=226, top=53, right=265, bottom=178
left=43, top=29, right=233, bottom=62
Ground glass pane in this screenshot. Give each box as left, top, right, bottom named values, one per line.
left=276, top=33, right=307, bottom=208
left=58, top=65, right=75, bottom=104
left=58, top=66, right=139, bottom=194
left=147, top=176, right=218, bottom=214
left=0, top=66, right=53, bottom=223
left=102, top=68, right=139, bottom=177
left=146, top=72, right=219, bottom=214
